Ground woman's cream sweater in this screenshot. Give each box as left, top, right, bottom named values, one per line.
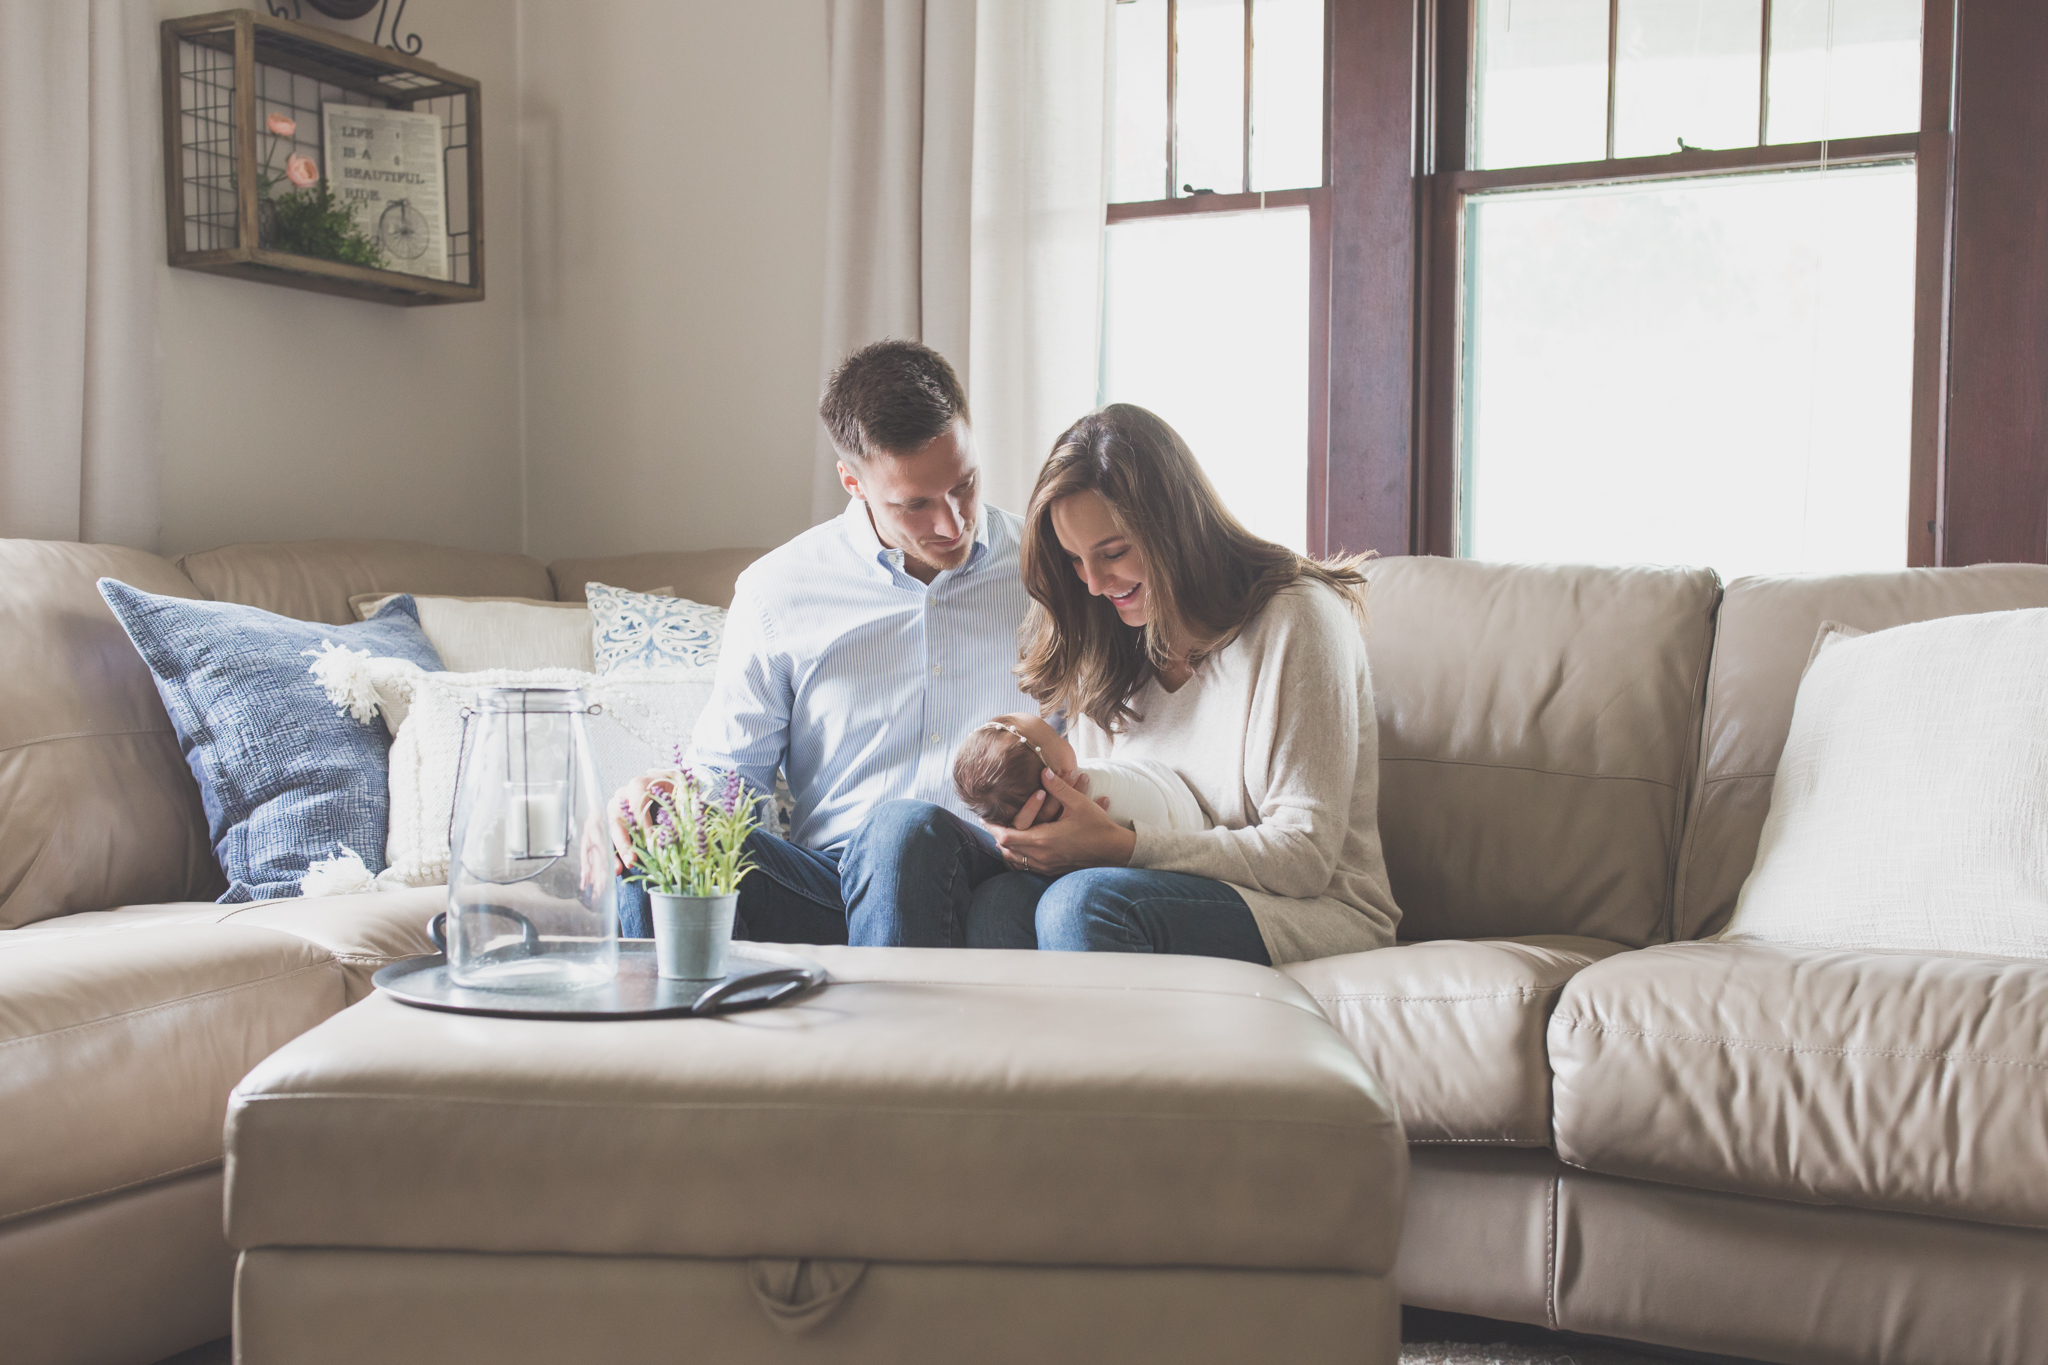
left=1071, top=580, right=1401, bottom=964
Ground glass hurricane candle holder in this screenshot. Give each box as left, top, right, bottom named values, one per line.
left=446, top=687, right=618, bottom=991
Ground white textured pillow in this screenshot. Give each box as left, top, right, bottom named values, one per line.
left=318, top=659, right=716, bottom=889
left=1725, top=608, right=2048, bottom=959
left=349, top=590, right=674, bottom=673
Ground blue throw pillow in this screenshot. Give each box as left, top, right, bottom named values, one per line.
left=97, top=580, right=444, bottom=902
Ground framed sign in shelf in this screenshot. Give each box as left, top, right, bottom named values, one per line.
left=160, top=8, right=483, bottom=306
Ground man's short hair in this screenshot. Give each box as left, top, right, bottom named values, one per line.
left=820, top=340, right=971, bottom=462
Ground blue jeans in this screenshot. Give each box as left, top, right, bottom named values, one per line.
left=965, top=867, right=1271, bottom=965
left=617, top=799, right=1006, bottom=948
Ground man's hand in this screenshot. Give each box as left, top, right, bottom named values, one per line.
left=608, top=770, right=679, bottom=874
left=988, top=768, right=1133, bottom=876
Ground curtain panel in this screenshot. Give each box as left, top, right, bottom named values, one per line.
left=813, top=0, right=1111, bottom=522
left=0, top=0, right=161, bottom=548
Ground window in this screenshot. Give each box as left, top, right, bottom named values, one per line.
left=1442, top=0, right=1930, bottom=579
left=1100, top=0, right=1326, bottom=552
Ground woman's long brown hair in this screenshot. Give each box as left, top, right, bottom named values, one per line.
left=1017, top=403, right=1372, bottom=734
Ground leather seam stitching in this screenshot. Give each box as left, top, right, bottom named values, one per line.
left=1312, top=988, right=1568, bottom=1003
left=1551, top=1016, right=2048, bottom=1073
left=0, top=1157, right=222, bottom=1224
left=0, top=726, right=176, bottom=757
left=825, top=978, right=1327, bottom=1013
left=231, top=1093, right=1401, bottom=1132
left=1380, top=755, right=1677, bottom=790
left=1406, top=1138, right=1551, bottom=1146
left=0, top=958, right=334, bottom=1051
left=1698, top=770, right=1776, bottom=787
left=1545, top=1168, right=1560, bottom=1329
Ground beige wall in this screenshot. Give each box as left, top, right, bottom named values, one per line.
left=151, top=1, right=829, bottom=561
left=154, top=0, right=527, bottom=558
left=517, top=0, right=830, bottom=563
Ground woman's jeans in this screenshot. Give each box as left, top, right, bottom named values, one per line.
left=617, top=798, right=1005, bottom=948
left=964, top=867, right=1271, bottom=965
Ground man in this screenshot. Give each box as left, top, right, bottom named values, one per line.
left=613, top=340, right=1038, bottom=946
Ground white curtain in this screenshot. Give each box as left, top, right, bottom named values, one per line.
left=813, top=0, right=1111, bottom=521
left=0, top=0, right=161, bottom=547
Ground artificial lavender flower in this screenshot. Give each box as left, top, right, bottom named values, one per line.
left=721, top=769, right=742, bottom=813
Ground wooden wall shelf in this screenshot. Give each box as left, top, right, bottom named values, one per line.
left=160, top=9, right=484, bottom=306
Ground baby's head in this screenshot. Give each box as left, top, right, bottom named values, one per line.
left=952, top=713, right=1075, bottom=827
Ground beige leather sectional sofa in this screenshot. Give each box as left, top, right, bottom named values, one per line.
left=4, top=535, right=2045, bottom=1365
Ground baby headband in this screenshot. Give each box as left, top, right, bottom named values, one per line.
left=979, top=720, right=1049, bottom=767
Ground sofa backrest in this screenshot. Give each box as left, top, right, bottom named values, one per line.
left=546, top=548, right=763, bottom=608
left=1362, top=556, right=1721, bottom=947
left=177, top=539, right=553, bottom=623
left=0, top=541, right=223, bottom=929
left=1671, top=564, right=2048, bottom=940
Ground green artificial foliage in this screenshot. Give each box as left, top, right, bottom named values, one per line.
left=268, top=181, right=386, bottom=270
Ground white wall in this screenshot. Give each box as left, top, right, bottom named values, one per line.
left=151, top=0, right=830, bottom=562
left=517, top=0, right=830, bottom=562
left=154, top=0, right=527, bottom=558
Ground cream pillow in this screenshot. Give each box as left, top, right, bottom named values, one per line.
left=308, top=652, right=715, bottom=889
left=1724, top=608, right=2048, bottom=959
left=349, top=590, right=674, bottom=673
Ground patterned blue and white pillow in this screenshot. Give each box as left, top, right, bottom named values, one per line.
left=96, top=581, right=444, bottom=901
left=587, top=581, right=726, bottom=675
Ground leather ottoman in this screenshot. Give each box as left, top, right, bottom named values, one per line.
left=225, top=946, right=1407, bottom=1364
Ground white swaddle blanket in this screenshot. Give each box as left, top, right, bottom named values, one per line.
left=1077, top=758, right=1209, bottom=832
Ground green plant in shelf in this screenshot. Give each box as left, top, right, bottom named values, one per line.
left=257, top=112, right=386, bottom=270
left=269, top=180, right=386, bottom=269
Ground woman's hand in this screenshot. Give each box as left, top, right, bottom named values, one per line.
left=608, top=770, right=679, bottom=874
left=988, top=769, right=1136, bottom=876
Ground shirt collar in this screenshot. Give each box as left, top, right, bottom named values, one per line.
left=838, top=497, right=991, bottom=582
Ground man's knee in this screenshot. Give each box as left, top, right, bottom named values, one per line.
left=851, top=799, right=962, bottom=858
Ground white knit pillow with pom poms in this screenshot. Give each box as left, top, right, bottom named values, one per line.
left=307, top=647, right=716, bottom=890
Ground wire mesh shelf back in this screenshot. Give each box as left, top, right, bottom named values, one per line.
left=161, top=9, right=483, bottom=305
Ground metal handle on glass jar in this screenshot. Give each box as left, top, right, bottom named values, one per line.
left=428, top=907, right=541, bottom=957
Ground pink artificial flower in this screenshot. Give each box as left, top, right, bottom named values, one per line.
left=284, top=154, right=318, bottom=189
left=266, top=112, right=297, bottom=138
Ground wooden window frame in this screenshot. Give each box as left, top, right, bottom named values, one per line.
left=1105, top=0, right=1337, bottom=554
left=1321, top=0, right=2019, bottom=567
left=1112, top=0, right=2048, bottom=569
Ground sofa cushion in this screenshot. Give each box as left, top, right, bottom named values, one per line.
left=548, top=548, right=763, bottom=609
left=1673, top=565, right=2048, bottom=939
left=38, top=887, right=444, bottom=1002
left=226, top=947, right=1408, bottom=1274
left=1285, top=937, right=1629, bottom=1144
left=179, top=539, right=553, bottom=624
left=1549, top=940, right=2048, bottom=1230
left=0, top=540, right=221, bottom=930
left=98, top=583, right=444, bottom=901
left=1361, top=557, right=1720, bottom=945
left=0, top=919, right=338, bottom=1224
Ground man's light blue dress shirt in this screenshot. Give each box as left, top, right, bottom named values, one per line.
left=688, top=497, right=1038, bottom=853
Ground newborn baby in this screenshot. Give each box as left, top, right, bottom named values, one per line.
left=952, top=713, right=1208, bottom=832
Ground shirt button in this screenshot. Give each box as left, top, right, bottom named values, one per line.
left=930, top=733, right=942, bottom=744
left=932, top=664, right=943, bottom=674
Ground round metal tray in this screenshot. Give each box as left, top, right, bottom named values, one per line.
left=371, top=941, right=828, bottom=1020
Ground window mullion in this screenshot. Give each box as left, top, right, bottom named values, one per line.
left=1758, top=0, right=1774, bottom=144
left=1242, top=0, right=1255, bottom=193
left=1604, top=0, right=1619, bottom=160
left=1166, top=0, right=1180, bottom=198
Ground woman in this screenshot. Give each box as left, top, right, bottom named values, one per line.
left=967, top=404, right=1401, bottom=964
